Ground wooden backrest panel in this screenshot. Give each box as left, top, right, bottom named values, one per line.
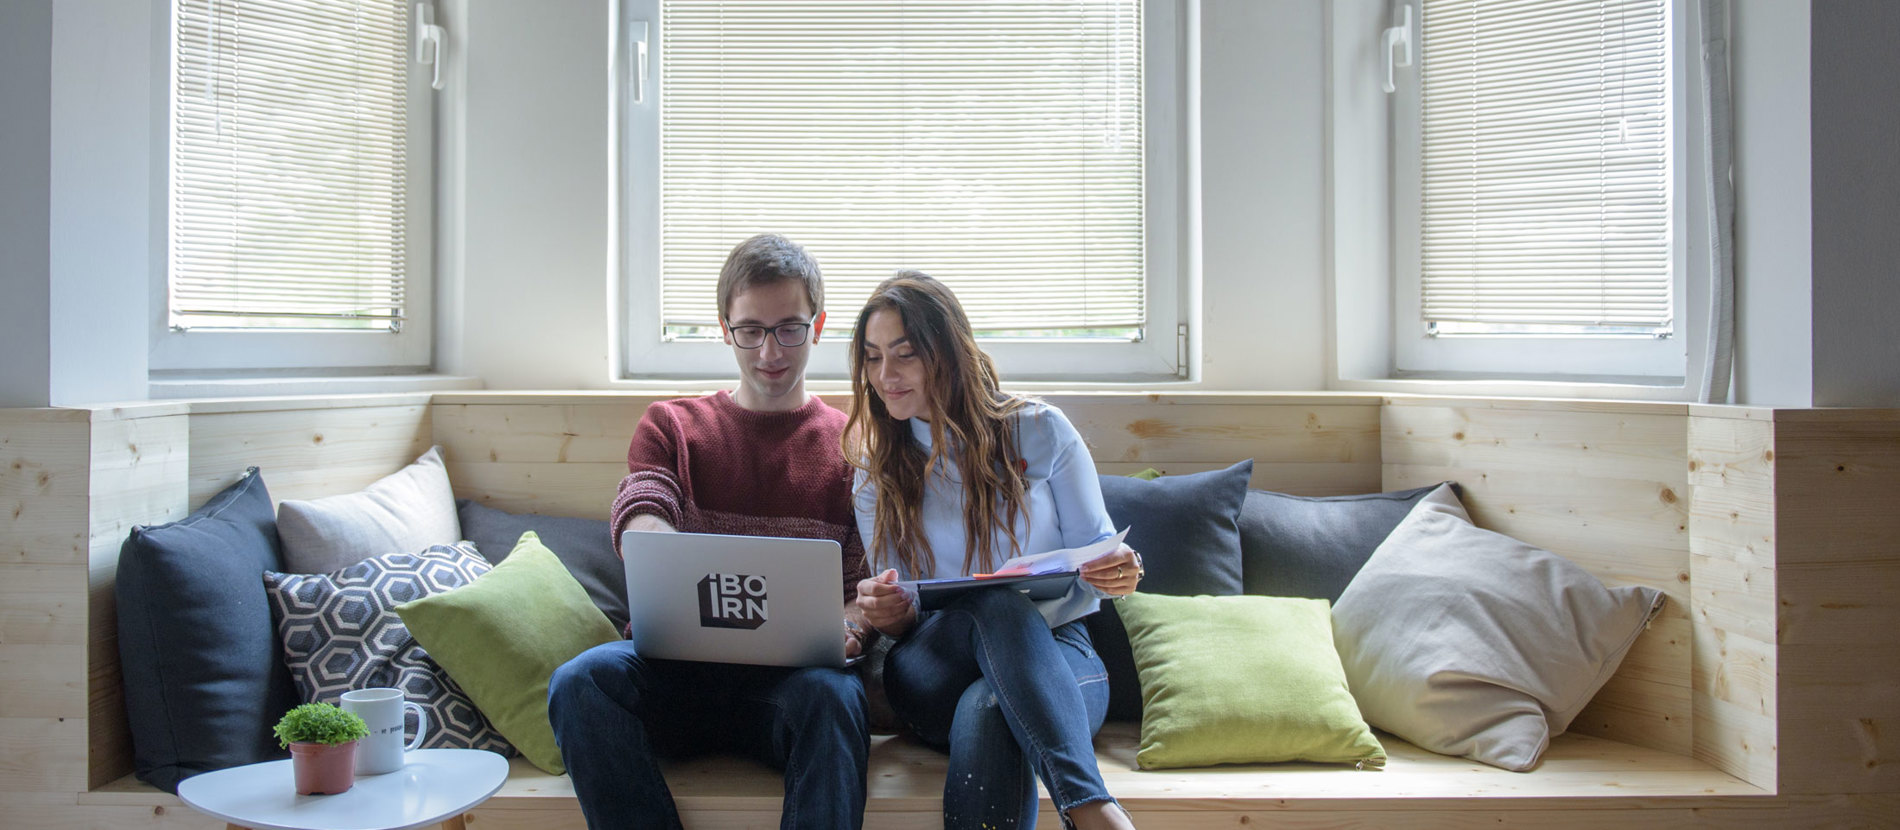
left=0, top=411, right=98, bottom=795
left=187, top=402, right=433, bottom=508
left=430, top=392, right=1387, bottom=520
left=1764, top=413, right=1900, bottom=795
left=1381, top=397, right=1695, bottom=757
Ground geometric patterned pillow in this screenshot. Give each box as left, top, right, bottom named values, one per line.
left=263, top=543, right=514, bottom=756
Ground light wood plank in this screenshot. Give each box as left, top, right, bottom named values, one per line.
left=0, top=646, right=86, bottom=719
left=1774, top=418, right=1900, bottom=567
left=431, top=402, right=653, bottom=465
left=1, top=417, right=91, bottom=570
left=1382, top=406, right=1687, bottom=482
left=444, top=461, right=626, bottom=520
left=0, top=717, right=90, bottom=794
left=1778, top=712, right=1900, bottom=796
left=1383, top=395, right=1691, bottom=417
left=0, top=565, right=85, bottom=647
left=1690, top=690, right=1779, bottom=792
left=0, top=791, right=220, bottom=829
left=1692, top=627, right=1777, bottom=720
left=1567, top=673, right=1692, bottom=755
left=1776, top=560, right=1900, bottom=646
left=1060, top=402, right=1381, bottom=465
left=1382, top=465, right=1690, bottom=591
left=186, top=406, right=431, bottom=508
left=1688, top=479, right=1778, bottom=573
left=1690, top=554, right=1778, bottom=647
left=1095, top=461, right=1382, bottom=496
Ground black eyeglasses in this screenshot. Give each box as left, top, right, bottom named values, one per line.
left=728, top=319, right=815, bottom=349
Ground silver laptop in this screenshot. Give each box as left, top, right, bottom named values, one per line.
left=621, top=530, right=853, bottom=669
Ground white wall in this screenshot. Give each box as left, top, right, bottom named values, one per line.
left=1730, top=0, right=1815, bottom=407
left=1809, top=0, right=1900, bottom=407
left=440, top=0, right=614, bottom=390
left=1, top=0, right=55, bottom=409
left=48, top=0, right=154, bottom=406
left=1197, top=0, right=1327, bottom=390
left=0, top=0, right=152, bottom=409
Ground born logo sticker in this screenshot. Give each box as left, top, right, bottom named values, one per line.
left=698, top=573, right=768, bottom=629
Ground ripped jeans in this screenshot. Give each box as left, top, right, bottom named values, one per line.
left=883, top=586, right=1114, bottom=830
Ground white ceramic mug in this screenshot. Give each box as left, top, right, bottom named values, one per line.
left=339, top=688, right=427, bottom=775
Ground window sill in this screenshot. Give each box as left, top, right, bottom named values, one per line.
left=1331, top=374, right=1697, bottom=403
left=148, top=373, right=484, bottom=400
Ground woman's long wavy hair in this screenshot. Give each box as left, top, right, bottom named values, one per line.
left=844, top=271, right=1029, bottom=577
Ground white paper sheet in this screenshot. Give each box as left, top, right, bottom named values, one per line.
left=991, top=527, right=1131, bottom=575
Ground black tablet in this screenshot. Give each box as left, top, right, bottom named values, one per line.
left=911, top=571, right=1080, bottom=611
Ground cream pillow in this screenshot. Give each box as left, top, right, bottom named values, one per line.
left=1331, top=484, right=1664, bottom=771
left=277, top=446, right=462, bottom=574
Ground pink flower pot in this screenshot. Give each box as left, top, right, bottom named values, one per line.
left=289, top=740, right=358, bottom=795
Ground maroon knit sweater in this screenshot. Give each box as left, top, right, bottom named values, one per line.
left=611, top=391, right=868, bottom=602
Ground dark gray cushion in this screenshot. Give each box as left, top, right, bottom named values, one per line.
left=1239, top=484, right=1448, bottom=602
left=455, top=500, right=628, bottom=632
left=1088, top=460, right=1253, bottom=721
left=116, top=467, right=298, bottom=793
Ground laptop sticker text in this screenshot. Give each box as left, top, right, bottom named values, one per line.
left=698, top=573, right=768, bottom=629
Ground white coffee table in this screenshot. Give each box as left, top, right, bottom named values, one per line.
left=176, top=748, right=509, bottom=830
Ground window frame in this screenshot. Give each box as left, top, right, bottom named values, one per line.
left=1328, top=0, right=1708, bottom=390
left=147, top=0, right=436, bottom=373
left=614, top=0, right=1190, bottom=383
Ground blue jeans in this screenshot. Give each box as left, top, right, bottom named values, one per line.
left=547, top=641, right=869, bottom=830
left=884, top=587, right=1114, bottom=830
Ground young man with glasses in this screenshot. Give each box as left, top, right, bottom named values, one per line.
left=548, top=234, right=873, bottom=830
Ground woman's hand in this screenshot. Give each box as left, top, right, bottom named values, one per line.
left=856, top=569, right=918, bottom=637
left=1079, top=543, right=1144, bottom=597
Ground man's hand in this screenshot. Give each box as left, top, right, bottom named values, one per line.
left=625, top=514, right=677, bottom=533
left=856, top=569, right=917, bottom=637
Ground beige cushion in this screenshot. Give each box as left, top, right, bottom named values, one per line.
left=276, top=446, right=462, bottom=574
left=1331, top=484, right=1664, bottom=771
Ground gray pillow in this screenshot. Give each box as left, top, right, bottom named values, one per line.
left=1089, top=459, right=1253, bottom=721
left=276, top=446, right=462, bottom=574
left=1240, top=484, right=1444, bottom=601
left=455, top=499, right=628, bottom=633
left=1332, top=484, right=1665, bottom=771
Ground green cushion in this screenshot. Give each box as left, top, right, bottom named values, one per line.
left=1115, top=592, right=1385, bottom=770
left=395, top=531, right=620, bottom=774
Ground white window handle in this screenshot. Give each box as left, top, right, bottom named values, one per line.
left=415, top=3, right=447, bottom=91
left=632, top=21, right=650, bottom=105
left=1383, top=4, right=1414, bottom=94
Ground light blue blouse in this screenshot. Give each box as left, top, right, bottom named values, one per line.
left=853, top=400, right=1117, bottom=628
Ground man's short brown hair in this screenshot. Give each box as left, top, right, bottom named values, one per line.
left=716, top=234, right=824, bottom=322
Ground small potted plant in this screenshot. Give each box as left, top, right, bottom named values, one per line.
left=273, top=702, right=370, bottom=795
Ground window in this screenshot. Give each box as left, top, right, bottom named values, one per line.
left=619, top=0, right=1186, bottom=381
left=152, top=0, right=434, bottom=372
left=1332, top=0, right=1704, bottom=386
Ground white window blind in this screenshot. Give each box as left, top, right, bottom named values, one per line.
left=658, top=0, right=1144, bottom=337
left=169, top=0, right=409, bottom=331
left=1419, top=0, right=1672, bottom=331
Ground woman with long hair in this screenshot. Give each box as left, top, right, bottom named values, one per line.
left=845, top=271, right=1142, bottom=830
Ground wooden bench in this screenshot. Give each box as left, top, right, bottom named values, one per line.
left=3, top=392, right=1895, bottom=828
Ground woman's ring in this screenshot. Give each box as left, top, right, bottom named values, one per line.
left=1116, top=565, right=1125, bottom=579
